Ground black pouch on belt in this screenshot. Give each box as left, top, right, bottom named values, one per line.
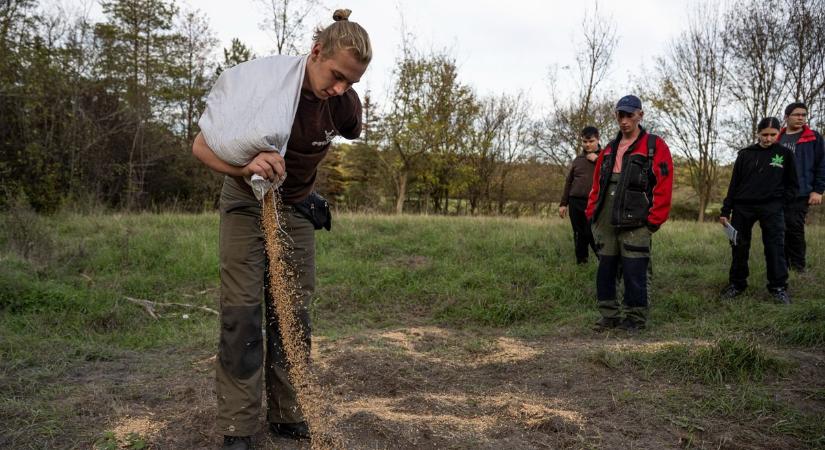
left=293, top=191, right=332, bottom=231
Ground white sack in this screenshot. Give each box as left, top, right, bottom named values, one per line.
left=198, top=54, right=307, bottom=199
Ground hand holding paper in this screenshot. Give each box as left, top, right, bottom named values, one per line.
left=723, top=221, right=738, bottom=245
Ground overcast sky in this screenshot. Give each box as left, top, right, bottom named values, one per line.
left=76, top=0, right=690, bottom=114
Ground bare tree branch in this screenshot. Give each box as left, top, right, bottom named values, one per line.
left=534, top=3, right=618, bottom=165
left=256, top=0, right=321, bottom=55
left=648, top=2, right=728, bottom=221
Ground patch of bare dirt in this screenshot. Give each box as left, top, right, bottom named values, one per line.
left=12, top=328, right=824, bottom=449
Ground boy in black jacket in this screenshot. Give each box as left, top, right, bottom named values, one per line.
left=720, top=117, right=798, bottom=304
left=778, top=102, right=825, bottom=272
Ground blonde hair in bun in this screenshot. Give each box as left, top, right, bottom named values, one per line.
left=332, top=9, right=351, bottom=21
left=313, top=9, right=371, bottom=64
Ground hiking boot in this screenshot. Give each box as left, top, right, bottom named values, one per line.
left=222, top=435, right=252, bottom=450
left=269, top=421, right=310, bottom=440
left=617, top=317, right=646, bottom=333
left=771, top=288, right=791, bottom=305
left=592, top=316, right=621, bottom=332
left=720, top=284, right=745, bottom=299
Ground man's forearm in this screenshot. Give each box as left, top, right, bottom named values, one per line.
left=192, top=132, right=245, bottom=177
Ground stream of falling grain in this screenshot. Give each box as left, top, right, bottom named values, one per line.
left=261, top=190, right=343, bottom=449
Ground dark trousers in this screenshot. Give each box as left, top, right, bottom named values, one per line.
left=784, top=196, right=809, bottom=270
left=216, top=177, right=316, bottom=436
left=591, top=176, right=652, bottom=323
left=729, top=201, right=788, bottom=292
left=568, top=196, right=597, bottom=263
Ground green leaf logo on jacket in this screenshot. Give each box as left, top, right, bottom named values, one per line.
left=770, top=154, right=784, bottom=168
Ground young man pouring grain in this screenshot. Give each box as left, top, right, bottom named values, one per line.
left=192, top=10, right=371, bottom=450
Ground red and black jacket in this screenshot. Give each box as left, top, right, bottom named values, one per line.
left=778, top=125, right=825, bottom=198
left=585, top=128, right=674, bottom=228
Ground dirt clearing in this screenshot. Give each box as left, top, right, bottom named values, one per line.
left=21, top=326, right=821, bottom=449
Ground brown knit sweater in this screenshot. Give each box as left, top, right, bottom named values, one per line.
left=560, top=154, right=597, bottom=206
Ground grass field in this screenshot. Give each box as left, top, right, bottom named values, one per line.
left=1, top=210, right=824, bottom=449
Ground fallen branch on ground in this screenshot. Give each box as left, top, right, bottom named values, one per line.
left=125, top=296, right=159, bottom=319
left=124, top=296, right=219, bottom=319
left=181, top=287, right=219, bottom=298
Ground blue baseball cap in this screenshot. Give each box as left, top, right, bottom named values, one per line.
left=616, top=95, right=642, bottom=113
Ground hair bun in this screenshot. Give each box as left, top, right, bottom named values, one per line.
left=332, top=9, right=351, bottom=21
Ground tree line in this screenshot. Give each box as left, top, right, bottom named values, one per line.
left=1, top=0, right=824, bottom=219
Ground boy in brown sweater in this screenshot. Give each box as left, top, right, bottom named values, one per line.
left=559, top=126, right=600, bottom=264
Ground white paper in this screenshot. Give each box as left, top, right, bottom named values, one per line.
left=724, top=222, right=738, bottom=245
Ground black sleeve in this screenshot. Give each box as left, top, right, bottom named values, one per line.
left=721, top=154, right=741, bottom=218
left=784, top=148, right=799, bottom=203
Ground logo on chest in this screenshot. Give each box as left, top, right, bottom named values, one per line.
left=770, top=154, right=784, bottom=168
left=312, top=129, right=338, bottom=147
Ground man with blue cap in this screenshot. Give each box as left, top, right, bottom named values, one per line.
left=585, top=95, right=674, bottom=332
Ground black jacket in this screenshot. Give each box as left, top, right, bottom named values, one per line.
left=721, top=143, right=799, bottom=218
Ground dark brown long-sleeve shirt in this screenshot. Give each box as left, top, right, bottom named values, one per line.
left=560, top=154, right=597, bottom=206
left=280, top=89, right=362, bottom=204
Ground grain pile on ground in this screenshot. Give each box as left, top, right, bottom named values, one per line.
left=261, top=190, right=342, bottom=449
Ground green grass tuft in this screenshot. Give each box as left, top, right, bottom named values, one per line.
left=617, top=338, right=792, bottom=384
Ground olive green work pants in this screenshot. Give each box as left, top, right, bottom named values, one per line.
left=591, top=174, right=652, bottom=323
left=215, top=177, right=315, bottom=436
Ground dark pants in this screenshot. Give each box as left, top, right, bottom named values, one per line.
left=568, top=196, right=597, bottom=263
left=591, top=176, right=652, bottom=323
left=729, top=201, right=788, bottom=292
left=216, top=177, right=316, bottom=436
left=784, top=196, right=809, bottom=270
